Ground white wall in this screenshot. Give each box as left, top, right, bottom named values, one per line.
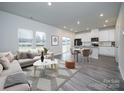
left=0, top=11, right=75, bottom=55
left=115, top=12, right=121, bottom=63
left=115, top=3, right=124, bottom=80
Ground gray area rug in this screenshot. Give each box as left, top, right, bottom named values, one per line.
left=23, top=59, right=81, bottom=91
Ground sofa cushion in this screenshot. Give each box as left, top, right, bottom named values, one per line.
left=26, top=53, right=34, bottom=59
left=0, top=56, right=10, bottom=70
left=33, top=56, right=40, bottom=61
left=4, top=83, right=30, bottom=91
left=16, top=52, right=28, bottom=59
left=0, top=64, right=3, bottom=75
left=18, top=59, right=34, bottom=64
left=4, top=73, right=28, bottom=88
left=0, top=76, right=7, bottom=90
left=18, top=59, right=35, bottom=67
left=0, top=75, right=30, bottom=91
left=18, top=58, right=35, bottom=67
left=1, top=60, right=22, bottom=77
left=0, top=52, right=8, bottom=57
left=0, top=52, right=14, bottom=62
left=5, top=52, right=14, bottom=62
left=29, top=49, right=39, bottom=56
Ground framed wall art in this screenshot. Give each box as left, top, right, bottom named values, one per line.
left=51, top=35, right=59, bottom=46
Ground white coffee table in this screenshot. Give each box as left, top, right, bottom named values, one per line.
left=33, top=59, right=58, bottom=76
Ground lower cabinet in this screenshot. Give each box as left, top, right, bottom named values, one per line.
left=99, top=47, right=115, bottom=57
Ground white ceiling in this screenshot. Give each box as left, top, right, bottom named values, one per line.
left=0, top=2, right=121, bottom=32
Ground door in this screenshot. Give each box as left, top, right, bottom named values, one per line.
left=62, top=37, right=71, bottom=53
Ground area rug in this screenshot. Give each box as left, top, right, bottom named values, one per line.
left=22, top=59, right=81, bottom=91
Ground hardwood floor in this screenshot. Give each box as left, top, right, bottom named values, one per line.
left=55, top=53, right=124, bottom=91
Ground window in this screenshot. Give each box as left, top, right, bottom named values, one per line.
left=35, top=31, right=46, bottom=49
left=18, top=28, right=33, bottom=51
left=18, top=29, right=46, bottom=51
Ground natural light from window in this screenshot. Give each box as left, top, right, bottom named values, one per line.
left=18, top=28, right=33, bottom=51
left=35, top=31, right=46, bottom=50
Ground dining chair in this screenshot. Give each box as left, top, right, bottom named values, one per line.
left=70, top=48, right=78, bottom=60
left=82, top=49, right=91, bottom=63
left=89, top=49, right=93, bottom=62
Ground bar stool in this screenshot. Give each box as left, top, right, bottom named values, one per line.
left=82, top=49, right=90, bottom=62
left=70, top=48, right=78, bottom=60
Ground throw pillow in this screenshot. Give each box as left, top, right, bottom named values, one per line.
left=4, top=73, right=28, bottom=88
left=0, top=63, right=3, bottom=75
left=0, top=56, right=10, bottom=70
left=16, top=52, right=28, bottom=59
left=5, top=52, right=14, bottom=62
left=29, top=49, right=39, bottom=56
left=0, top=52, right=9, bottom=57
left=27, top=53, right=34, bottom=59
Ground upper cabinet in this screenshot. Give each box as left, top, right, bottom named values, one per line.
left=91, top=29, right=99, bottom=37
left=108, top=29, right=115, bottom=41
left=99, top=29, right=115, bottom=41
left=75, top=28, right=115, bottom=42
left=75, top=32, right=91, bottom=42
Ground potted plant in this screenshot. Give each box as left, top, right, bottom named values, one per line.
left=44, top=47, right=48, bottom=55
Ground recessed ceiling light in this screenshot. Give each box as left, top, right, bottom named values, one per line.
left=48, top=2, right=52, bottom=6
left=64, top=26, right=66, bottom=28
left=104, top=24, right=106, bottom=27
left=77, top=21, right=80, bottom=24
left=100, top=13, right=103, bottom=17
left=105, top=20, right=108, bottom=23
left=70, top=29, right=73, bottom=31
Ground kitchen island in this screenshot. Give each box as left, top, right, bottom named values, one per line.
left=74, top=46, right=99, bottom=60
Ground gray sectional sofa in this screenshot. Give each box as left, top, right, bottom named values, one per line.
left=17, top=52, right=54, bottom=68
left=0, top=49, right=54, bottom=91
left=0, top=60, right=31, bottom=91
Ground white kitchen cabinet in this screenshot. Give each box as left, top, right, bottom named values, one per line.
left=99, top=31, right=104, bottom=41
left=75, top=32, right=91, bottom=42
left=91, top=47, right=99, bottom=59
left=108, top=29, right=115, bottom=41
left=99, top=47, right=115, bottom=56
left=99, top=29, right=115, bottom=41
left=91, top=29, right=99, bottom=37
left=99, top=30, right=108, bottom=41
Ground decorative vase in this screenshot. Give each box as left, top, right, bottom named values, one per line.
left=41, top=51, right=44, bottom=62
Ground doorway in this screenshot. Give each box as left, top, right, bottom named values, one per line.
left=62, top=37, right=71, bottom=53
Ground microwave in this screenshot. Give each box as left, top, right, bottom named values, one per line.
left=91, top=37, right=99, bottom=42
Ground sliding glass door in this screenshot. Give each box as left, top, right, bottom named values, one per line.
left=62, top=37, right=71, bottom=53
